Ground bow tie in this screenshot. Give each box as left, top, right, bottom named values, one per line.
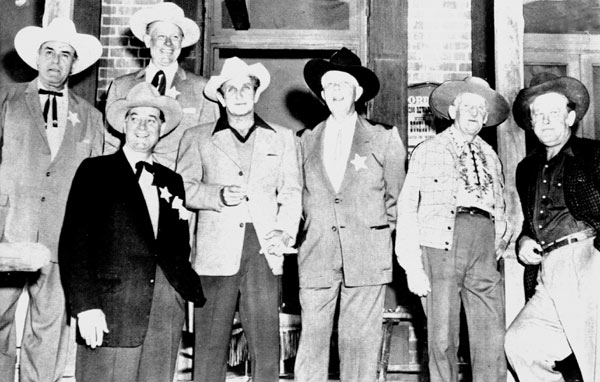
left=38, top=89, right=63, bottom=128
left=135, top=161, right=155, bottom=180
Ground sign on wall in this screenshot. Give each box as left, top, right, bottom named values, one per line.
left=407, top=82, right=439, bottom=154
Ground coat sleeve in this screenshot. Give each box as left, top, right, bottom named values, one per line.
left=384, top=126, right=407, bottom=230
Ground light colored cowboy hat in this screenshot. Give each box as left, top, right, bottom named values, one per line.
left=106, top=82, right=183, bottom=137
left=204, top=57, right=271, bottom=102
left=304, top=47, right=380, bottom=103
left=513, top=72, right=589, bottom=130
left=429, top=76, right=510, bottom=127
left=14, top=17, right=102, bottom=75
left=130, top=2, right=200, bottom=48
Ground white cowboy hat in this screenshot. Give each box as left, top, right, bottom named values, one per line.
left=204, top=57, right=271, bottom=102
left=106, top=82, right=183, bottom=137
left=14, top=17, right=102, bottom=75
left=130, top=2, right=200, bottom=48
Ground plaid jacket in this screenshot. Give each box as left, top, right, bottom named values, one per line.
left=395, top=127, right=508, bottom=271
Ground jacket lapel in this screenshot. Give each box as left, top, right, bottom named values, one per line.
left=306, top=122, right=339, bottom=195
left=24, top=80, right=50, bottom=149
left=338, top=117, right=373, bottom=192
left=212, top=129, right=243, bottom=170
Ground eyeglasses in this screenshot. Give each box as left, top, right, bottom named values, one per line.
left=458, top=103, right=487, bottom=115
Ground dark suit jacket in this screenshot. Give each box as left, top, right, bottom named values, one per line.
left=59, top=150, right=204, bottom=347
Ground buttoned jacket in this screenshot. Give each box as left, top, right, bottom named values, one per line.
left=59, top=151, right=205, bottom=347
left=0, top=80, right=104, bottom=261
left=395, top=127, right=507, bottom=271
left=176, top=117, right=302, bottom=275
left=105, top=67, right=220, bottom=169
left=298, top=116, right=406, bottom=288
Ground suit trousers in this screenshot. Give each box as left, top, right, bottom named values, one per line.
left=75, top=265, right=185, bottom=382
left=294, top=272, right=386, bottom=382
left=193, top=223, right=280, bottom=382
left=505, top=237, right=600, bottom=382
left=422, top=213, right=505, bottom=382
left=0, top=262, right=70, bottom=382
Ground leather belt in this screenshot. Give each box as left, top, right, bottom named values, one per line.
left=541, top=228, right=596, bottom=254
left=456, top=206, right=493, bottom=220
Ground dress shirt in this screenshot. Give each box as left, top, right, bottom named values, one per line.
left=145, top=61, right=178, bottom=91
left=323, top=112, right=357, bottom=193
left=38, top=80, right=68, bottom=161
left=123, top=146, right=159, bottom=237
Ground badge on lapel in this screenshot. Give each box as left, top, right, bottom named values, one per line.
left=159, top=186, right=191, bottom=221
left=350, top=153, right=368, bottom=171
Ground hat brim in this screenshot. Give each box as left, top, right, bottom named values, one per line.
left=130, top=10, right=200, bottom=48
left=106, top=96, right=183, bottom=138
left=204, top=63, right=271, bottom=102
left=303, top=58, right=380, bottom=104
left=14, top=25, right=102, bottom=75
left=513, top=77, right=590, bottom=130
left=429, top=80, right=510, bottom=127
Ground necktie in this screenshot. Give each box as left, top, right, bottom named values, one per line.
left=151, top=70, right=166, bottom=95
left=135, top=161, right=154, bottom=180
left=38, top=89, right=63, bottom=128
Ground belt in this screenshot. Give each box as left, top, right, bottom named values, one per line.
left=541, top=228, right=596, bottom=254
left=456, top=206, right=493, bottom=220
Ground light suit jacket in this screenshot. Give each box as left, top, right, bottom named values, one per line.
left=298, top=116, right=406, bottom=288
left=176, top=116, right=302, bottom=275
left=105, top=66, right=220, bottom=169
left=0, top=80, right=104, bottom=261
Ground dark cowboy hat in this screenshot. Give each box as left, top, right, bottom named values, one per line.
left=429, top=76, right=510, bottom=127
left=513, top=72, right=589, bottom=130
left=304, top=47, right=380, bottom=103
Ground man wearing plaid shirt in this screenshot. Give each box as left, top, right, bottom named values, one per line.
left=395, top=77, right=510, bottom=382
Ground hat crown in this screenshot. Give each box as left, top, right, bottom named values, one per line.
left=463, top=76, right=492, bottom=90
left=46, top=18, right=77, bottom=37
left=220, top=57, right=251, bottom=77
left=127, top=82, right=161, bottom=101
left=329, top=47, right=362, bottom=67
left=145, top=2, right=185, bottom=24
left=529, top=72, right=560, bottom=87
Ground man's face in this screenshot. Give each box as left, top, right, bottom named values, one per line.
left=320, top=70, right=363, bottom=118
left=36, top=41, right=77, bottom=90
left=123, top=106, right=162, bottom=154
left=530, top=92, right=575, bottom=149
left=448, top=92, right=489, bottom=139
left=144, top=21, right=183, bottom=67
left=216, top=76, right=258, bottom=118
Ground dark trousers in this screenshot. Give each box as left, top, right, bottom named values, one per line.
left=422, top=213, right=506, bottom=382
left=75, top=266, right=185, bottom=382
left=193, top=223, right=280, bottom=382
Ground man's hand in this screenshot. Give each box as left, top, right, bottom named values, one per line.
left=264, top=230, right=292, bottom=256
left=220, top=185, right=247, bottom=206
left=518, top=237, right=543, bottom=265
left=77, top=309, right=109, bottom=349
left=406, top=267, right=431, bottom=297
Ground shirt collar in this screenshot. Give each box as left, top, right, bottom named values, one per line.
left=146, top=61, right=179, bottom=85
left=325, top=112, right=358, bottom=131
left=212, top=114, right=275, bottom=140
left=531, top=135, right=575, bottom=161
left=37, top=79, right=68, bottom=94
left=449, top=125, right=480, bottom=153
left=123, top=146, right=153, bottom=173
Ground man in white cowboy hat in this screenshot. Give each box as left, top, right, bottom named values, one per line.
left=177, top=56, right=301, bottom=382
left=104, top=2, right=219, bottom=170
left=59, top=82, right=205, bottom=382
left=505, top=73, right=600, bottom=382
left=395, top=76, right=510, bottom=382
left=0, top=17, right=105, bottom=381
left=294, top=47, right=406, bottom=382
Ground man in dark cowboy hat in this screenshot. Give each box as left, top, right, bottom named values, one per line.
left=295, top=47, right=406, bottom=381
left=395, top=77, right=511, bottom=382
left=59, top=82, right=205, bottom=382
left=504, top=73, right=600, bottom=382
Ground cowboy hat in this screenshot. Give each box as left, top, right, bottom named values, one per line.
left=106, top=82, right=183, bottom=137
left=204, top=57, right=271, bottom=102
left=303, top=47, right=380, bottom=103
left=130, top=2, right=200, bottom=48
left=14, top=17, right=102, bottom=75
left=513, top=72, right=589, bottom=130
left=429, top=76, right=510, bottom=127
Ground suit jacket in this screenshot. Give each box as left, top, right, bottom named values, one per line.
left=517, top=136, right=600, bottom=250
left=298, top=116, right=406, bottom=288
left=59, top=151, right=205, bottom=347
left=0, top=79, right=104, bottom=261
left=104, top=66, right=220, bottom=169
left=176, top=116, right=302, bottom=275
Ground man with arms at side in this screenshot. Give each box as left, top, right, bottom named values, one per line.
left=395, top=77, right=510, bottom=382
left=60, top=82, right=205, bottom=382
left=105, top=2, right=219, bottom=168
left=0, top=18, right=104, bottom=382
left=294, top=48, right=406, bottom=382
left=177, top=57, right=302, bottom=382
left=505, top=73, right=600, bottom=382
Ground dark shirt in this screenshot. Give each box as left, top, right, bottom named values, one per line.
left=531, top=142, right=592, bottom=245
left=212, top=113, right=274, bottom=142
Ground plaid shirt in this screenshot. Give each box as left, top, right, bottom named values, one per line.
left=395, top=127, right=508, bottom=271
